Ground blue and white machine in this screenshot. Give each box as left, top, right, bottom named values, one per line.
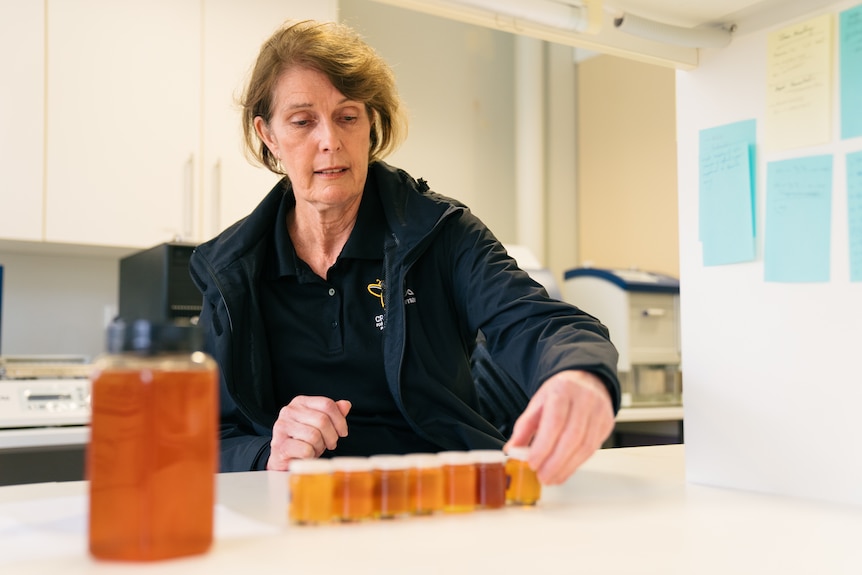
left=563, top=267, right=681, bottom=408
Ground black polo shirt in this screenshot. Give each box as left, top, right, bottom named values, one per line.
left=260, top=182, right=439, bottom=456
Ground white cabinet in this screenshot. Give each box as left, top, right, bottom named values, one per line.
left=0, top=1, right=45, bottom=242
left=45, top=0, right=201, bottom=248
left=38, top=0, right=336, bottom=250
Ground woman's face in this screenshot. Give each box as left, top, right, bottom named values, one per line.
left=256, top=66, right=371, bottom=211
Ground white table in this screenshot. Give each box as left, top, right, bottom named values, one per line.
left=1, top=444, right=860, bottom=574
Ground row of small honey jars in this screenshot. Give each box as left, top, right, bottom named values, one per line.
left=288, top=447, right=541, bottom=525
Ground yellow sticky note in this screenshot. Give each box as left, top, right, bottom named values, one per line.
left=765, top=13, right=834, bottom=151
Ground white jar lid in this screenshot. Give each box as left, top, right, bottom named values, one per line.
left=404, top=453, right=440, bottom=469
left=330, top=456, right=373, bottom=472
left=289, top=458, right=333, bottom=475
left=436, top=450, right=473, bottom=465
left=369, top=454, right=410, bottom=471
left=472, top=449, right=506, bottom=464
left=505, top=446, right=531, bottom=461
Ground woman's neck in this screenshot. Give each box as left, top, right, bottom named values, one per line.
left=287, top=196, right=361, bottom=279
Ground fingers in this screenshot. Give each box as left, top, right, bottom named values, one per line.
left=335, top=399, right=352, bottom=419
left=505, top=371, right=615, bottom=485
left=266, top=396, right=351, bottom=471
left=505, top=396, right=542, bottom=448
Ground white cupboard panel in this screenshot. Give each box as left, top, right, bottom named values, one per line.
left=0, top=1, right=45, bottom=241
left=45, top=0, right=201, bottom=248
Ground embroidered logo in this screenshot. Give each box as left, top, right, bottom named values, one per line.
left=367, top=279, right=384, bottom=309
left=404, top=288, right=416, bottom=305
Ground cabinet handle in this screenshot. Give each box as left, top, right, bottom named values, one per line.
left=184, top=154, right=195, bottom=240
left=210, top=159, right=222, bottom=238
left=641, top=308, right=666, bottom=317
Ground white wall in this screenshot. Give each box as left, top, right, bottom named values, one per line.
left=0, top=247, right=121, bottom=359
left=339, top=0, right=517, bottom=241
left=677, top=0, right=862, bottom=505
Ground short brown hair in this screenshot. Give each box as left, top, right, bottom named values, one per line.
left=241, top=20, right=406, bottom=174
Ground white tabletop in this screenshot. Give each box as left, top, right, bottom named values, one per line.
left=1, top=444, right=860, bottom=574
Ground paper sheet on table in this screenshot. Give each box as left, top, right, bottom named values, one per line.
left=0, top=496, right=281, bottom=566
left=840, top=5, right=862, bottom=140
left=765, top=13, right=833, bottom=151
left=764, top=155, right=833, bottom=282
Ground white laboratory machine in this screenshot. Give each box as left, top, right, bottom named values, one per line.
left=563, top=267, right=681, bottom=408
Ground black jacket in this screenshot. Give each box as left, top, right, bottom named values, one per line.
left=189, top=161, right=620, bottom=472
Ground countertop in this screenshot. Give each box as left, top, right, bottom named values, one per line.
left=1, top=444, right=860, bottom=574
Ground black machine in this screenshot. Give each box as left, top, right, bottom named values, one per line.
left=118, top=242, right=201, bottom=323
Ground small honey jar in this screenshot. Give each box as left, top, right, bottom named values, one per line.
left=438, top=451, right=477, bottom=513
left=472, top=449, right=507, bottom=509
left=505, top=447, right=542, bottom=506
left=288, top=458, right=334, bottom=525
left=406, top=453, right=444, bottom=515
left=369, top=455, right=411, bottom=519
left=331, top=457, right=375, bottom=522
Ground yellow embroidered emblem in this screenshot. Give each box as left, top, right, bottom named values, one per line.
left=367, top=279, right=384, bottom=308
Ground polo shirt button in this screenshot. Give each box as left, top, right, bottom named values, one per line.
left=331, top=321, right=339, bottom=329
left=328, top=288, right=336, bottom=296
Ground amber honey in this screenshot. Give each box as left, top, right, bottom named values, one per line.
left=408, top=454, right=444, bottom=515
left=289, top=459, right=335, bottom=525
left=505, top=447, right=542, bottom=505
left=438, top=451, right=477, bottom=513
left=331, top=457, right=375, bottom=522
left=88, top=360, right=218, bottom=561
left=370, top=455, right=411, bottom=519
left=473, top=450, right=507, bottom=509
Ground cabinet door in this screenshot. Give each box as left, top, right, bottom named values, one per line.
left=45, top=0, right=201, bottom=248
left=0, top=1, right=45, bottom=242
left=199, top=0, right=337, bottom=241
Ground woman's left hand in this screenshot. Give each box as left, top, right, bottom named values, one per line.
left=504, top=370, right=615, bottom=485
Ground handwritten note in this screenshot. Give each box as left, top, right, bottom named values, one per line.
left=847, top=151, right=862, bottom=282
left=764, top=156, right=833, bottom=282
left=765, top=14, right=833, bottom=151
left=840, top=5, right=862, bottom=140
left=698, top=120, right=757, bottom=265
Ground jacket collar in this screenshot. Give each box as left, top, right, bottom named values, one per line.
left=195, top=161, right=462, bottom=273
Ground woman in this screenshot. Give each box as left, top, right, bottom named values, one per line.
left=189, top=20, right=619, bottom=485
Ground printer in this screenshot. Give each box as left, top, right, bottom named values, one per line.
left=563, top=267, right=681, bottom=408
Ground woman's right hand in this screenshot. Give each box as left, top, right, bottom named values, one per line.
left=266, top=396, right=352, bottom=471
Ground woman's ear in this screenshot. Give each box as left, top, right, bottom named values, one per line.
left=254, top=116, right=277, bottom=155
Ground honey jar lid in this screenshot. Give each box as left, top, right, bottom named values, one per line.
left=369, top=455, right=410, bottom=471
left=330, top=456, right=373, bottom=472
left=289, top=458, right=333, bottom=475
left=436, top=450, right=473, bottom=465
left=472, top=449, right=506, bottom=464
left=505, top=446, right=531, bottom=461
left=404, top=453, right=440, bottom=469
left=106, top=318, right=203, bottom=355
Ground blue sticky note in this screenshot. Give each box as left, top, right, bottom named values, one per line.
left=764, top=156, right=833, bottom=282
left=699, top=120, right=757, bottom=265
left=847, top=151, right=862, bottom=282
left=840, top=5, right=862, bottom=140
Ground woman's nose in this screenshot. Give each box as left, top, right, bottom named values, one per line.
left=316, top=120, right=342, bottom=152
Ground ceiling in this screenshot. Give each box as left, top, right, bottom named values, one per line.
left=606, top=0, right=761, bottom=28
left=369, top=0, right=842, bottom=69
left=605, top=0, right=839, bottom=32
